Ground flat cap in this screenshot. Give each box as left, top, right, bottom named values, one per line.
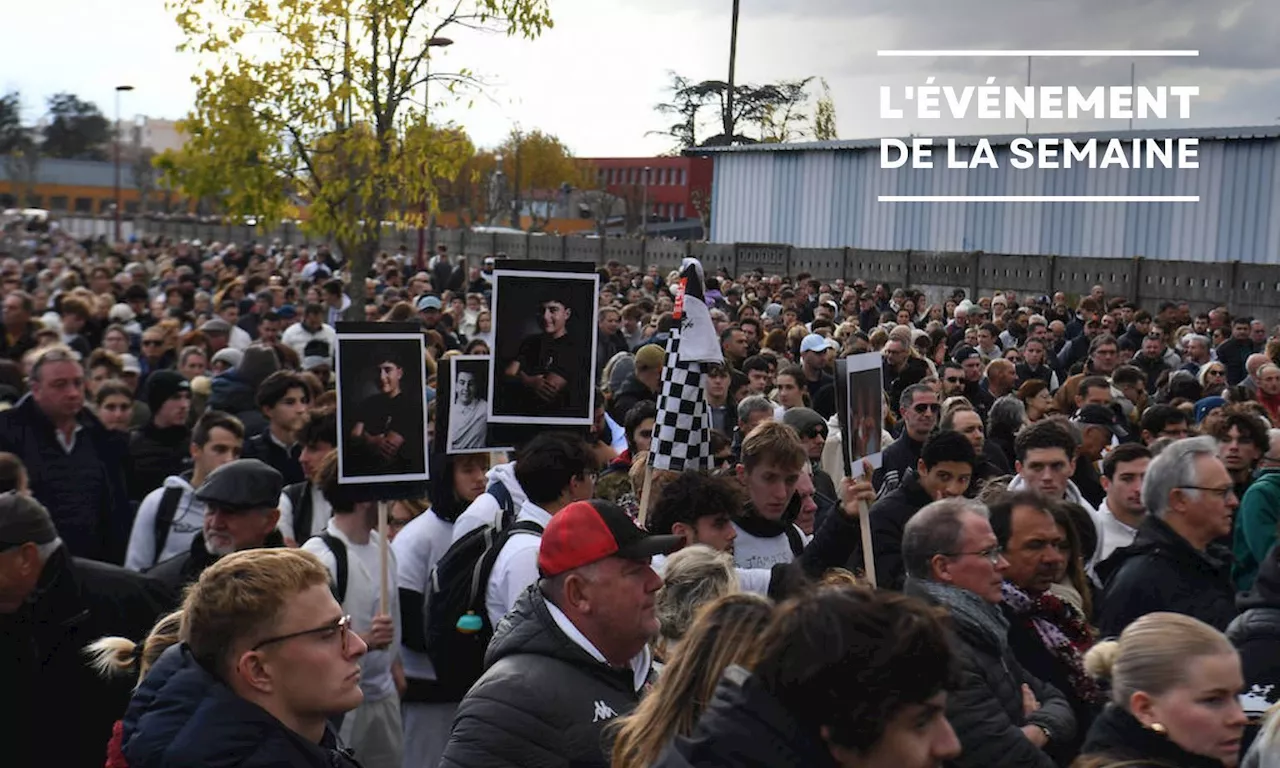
left=195, top=459, right=283, bottom=511
left=0, top=492, right=59, bottom=548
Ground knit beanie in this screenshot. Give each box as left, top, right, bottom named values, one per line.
left=146, top=370, right=191, bottom=414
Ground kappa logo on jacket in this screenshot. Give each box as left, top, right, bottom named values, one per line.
left=591, top=700, right=619, bottom=723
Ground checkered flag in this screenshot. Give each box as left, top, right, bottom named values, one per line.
left=650, top=258, right=723, bottom=473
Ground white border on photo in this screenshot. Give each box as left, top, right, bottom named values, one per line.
left=843, top=352, right=886, bottom=479
left=487, top=268, right=600, bottom=425
left=335, top=331, right=431, bottom=484
left=445, top=355, right=514, bottom=455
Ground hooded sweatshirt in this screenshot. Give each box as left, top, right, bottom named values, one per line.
left=125, top=472, right=205, bottom=571
left=449, top=461, right=528, bottom=544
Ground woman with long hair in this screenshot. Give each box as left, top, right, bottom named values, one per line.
left=86, top=610, right=185, bottom=768
left=1074, top=612, right=1247, bottom=768
left=1019, top=379, right=1056, bottom=422
left=610, top=593, right=773, bottom=768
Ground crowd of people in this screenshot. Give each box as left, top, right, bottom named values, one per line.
left=4, top=220, right=1280, bottom=768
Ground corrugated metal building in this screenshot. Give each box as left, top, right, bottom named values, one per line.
left=696, top=125, right=1280, bottom=264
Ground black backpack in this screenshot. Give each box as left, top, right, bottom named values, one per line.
left=151, top=485, right=185, bottom=566
left=284, top=481, right=314, bottom=541
left=423, top=480, right=538, bottom=699
left=312, top=532, right=349, bottom=604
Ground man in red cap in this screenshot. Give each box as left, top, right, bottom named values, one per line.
left=440, top=499, right=681, bottom=768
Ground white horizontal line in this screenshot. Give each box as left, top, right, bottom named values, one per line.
left=878, top=195, right=1201, bottom=203
left=877, top=50, right=1199, bottom=58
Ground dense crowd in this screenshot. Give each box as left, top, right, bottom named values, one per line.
left=3, top=220, right=1280, bottom=768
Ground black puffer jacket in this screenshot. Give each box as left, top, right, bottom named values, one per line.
left=1077, top=703, right=1228, bottom=768
left=439, top=585, right=653, bottom=768
left=868, top=470, right=934, bottom=590
left=1227, top=544, right=1280, bottom=754
left=904, top=579, right=1075, bottom=768
left=127, top=423, right=192, bottom=501
left=206, top=370, right=268, bottom=435
left=0, top=548, right=168, bottom=768
left=1095, top=515, right=1236, bottom=638
left=651, top=665, right=840, bottom=768
left=122, top=644, right=360, bottom=768
left=147, top=529, right=287, bottom=608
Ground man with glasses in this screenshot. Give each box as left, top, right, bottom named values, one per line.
left=902, top=497, right=1076, bottom=768
left=873, top=384, right=938, bottom=497
left=1096, top=436, right=1240, bottom=636
left=121, top=549, right=366, bottom=767
left=1, top=490, right=169, bottom=768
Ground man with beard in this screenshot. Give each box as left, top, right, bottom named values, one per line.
left=146, top=458, right=286, bottom=605
left=447, top=367, right=487, bottom=452
left=350, top=351, right=424, bottom=476
left=502, top=295, right=585, bottom=419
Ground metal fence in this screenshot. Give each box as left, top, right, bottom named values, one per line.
left=75, top=216, right=1280, bottom=320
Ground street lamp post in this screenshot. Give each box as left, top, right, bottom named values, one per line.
left=416, top=36, right=454, bottom=270
left=640, top=166, right=650, bottom=238
left=114, top=84, right=134, bottom=243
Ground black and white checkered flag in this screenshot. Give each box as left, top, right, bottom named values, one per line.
left=651, top=258, right=723, bottom=473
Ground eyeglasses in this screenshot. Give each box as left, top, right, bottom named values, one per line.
left=1177, top=485, right=1236, bottom=500
left=1207, top=369, right=1225, bottom=377
left=142, top=339, right=163, bottom=347
left=913, top=403, right=941, bottom=414
left=943, top=545, right=1004, bottom=565
left=252, top=615, right=353, bottom=654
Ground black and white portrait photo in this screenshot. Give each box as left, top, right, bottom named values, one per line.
left=447, top=356, right=492, bottom=454
left=335, top=332, right=429, bottom=483
left=489, top=268, right=599, bottom=425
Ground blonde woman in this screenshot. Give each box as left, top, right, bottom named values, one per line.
left=610, top=593, right=773, bottom=768
left=86, top=610, right=185, bottom=768
left=652, top=545, right=740, bottom=661
left=1075, top=612, right=1247, bottom=767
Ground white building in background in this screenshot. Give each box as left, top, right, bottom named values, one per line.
left=116, top=116, right=185, bottom=155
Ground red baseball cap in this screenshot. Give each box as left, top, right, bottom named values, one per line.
left=538, top=500, right=683, bottom=578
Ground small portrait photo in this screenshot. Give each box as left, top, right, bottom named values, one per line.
left=489, top=269, right=600, bottom=425
left=335, top=332, right=429, bottom=483
left=447, top=356, right=495, bottom=454
left=843, top=352, right=886, bottom=474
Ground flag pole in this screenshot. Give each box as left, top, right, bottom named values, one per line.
left=859, top=495, right=876, bottom=587
left=378, top=500, right=390, bottom=610
left=636, top=464, right=655, bottom=529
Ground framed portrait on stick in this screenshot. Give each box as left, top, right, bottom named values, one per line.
left=435, top=355, right=513, bottom=456
left=488, top=263, right=600, bottom=426
left=335, top=329, right=430, bottom=484
left=835, top=353, right=886, bottom=479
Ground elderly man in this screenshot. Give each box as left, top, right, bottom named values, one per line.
left=0, top=345, right=132, bottom=563
left=902, top=498, right=1076, bottom=768
left=0, top=492, right=168, bottom=768
left=440, top=499, right=681, bottom=768
left=147, top=458, right=286, bottom=604
left=1096, top=436, right=1239, bottom=636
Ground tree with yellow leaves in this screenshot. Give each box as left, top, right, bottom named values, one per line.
left=158, top=0, right=553, bottom=317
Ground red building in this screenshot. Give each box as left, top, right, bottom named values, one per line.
left=582, top=156, right=712, bottom=224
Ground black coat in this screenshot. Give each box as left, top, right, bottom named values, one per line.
left=650, top=665, right=840, bottom=768
left=147, top=528, right=287, bottom=608
left=1077, top=704, right=1228, bottom=768
left=0, top=548, right=168, bottom=768
left=241, top=429, right=305, bottom=485
left=0, top=395, right=133, bottom=563
left=871, top=433, right=922, bottom=497
left=607, top=374, right=657, bottom=426
left=122, top=644, right=361, bottom=768
left=1095, top=515, right=1237, bottom=638
left=1227, top=544, right=1280, bottom=754
left=868, top=470, right=934, bottom=590
left=127, top=423, right=192, bottom=501
left=904, top=580, right=1076, bottom=768
left=439, top=585, right=653, bottom=768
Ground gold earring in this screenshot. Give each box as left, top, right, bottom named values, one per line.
left=1150, top=723, right=1167, bottom=734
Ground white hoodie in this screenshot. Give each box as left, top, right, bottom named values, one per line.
left=449, top=461, right=528, bottom=545
left=125, top=474, right=206, bottom=571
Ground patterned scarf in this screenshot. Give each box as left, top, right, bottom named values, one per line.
left=1001, top=581, right=1105, bottom=705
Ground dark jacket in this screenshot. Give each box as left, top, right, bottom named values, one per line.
left=1227, top=544, right=1280, bottom=754
left=0, top=394, right=133, bottom=563
left=1095, top=515, right=1237, bottom=638
left=127, top=424, right=192, bottom=501
left=904, top=579, right=1076, bottom=768
left=147, top=528, right=287, bottom=607
left=650, top=665, right=840, bottom=768
left=1, top=548, right=168, bottom=768
left=0, top=322, right=38, bottom=362
left=439, top=585, right=653, bottom=768
left=607, top=374, right=657, bottom=426
left=121, top=644, right=361, bottom=768
left=241, top=429, right=305, bottom=485
left=872, top=432, right=923, bottom=496
left=1076, top=704, right=1227, bottom=768
left=868, top=470, right=934, bottom=590
left=207, top=370, right=269, bottom=435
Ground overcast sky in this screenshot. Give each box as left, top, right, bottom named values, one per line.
left=3, top=0, right=1278, bottom=158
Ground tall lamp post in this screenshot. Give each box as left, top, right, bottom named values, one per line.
left=415, top=36, right=454, bottom=269
left=113, top=84, right=134, bottom=243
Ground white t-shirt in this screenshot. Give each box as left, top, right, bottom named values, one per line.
left=484, top=500, right=551, bottom=628
left=391, top=508, right=455, bottom=681
left=730, top=521, right=807, bottom=571
left=303, top=522, right=400, bottom=702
